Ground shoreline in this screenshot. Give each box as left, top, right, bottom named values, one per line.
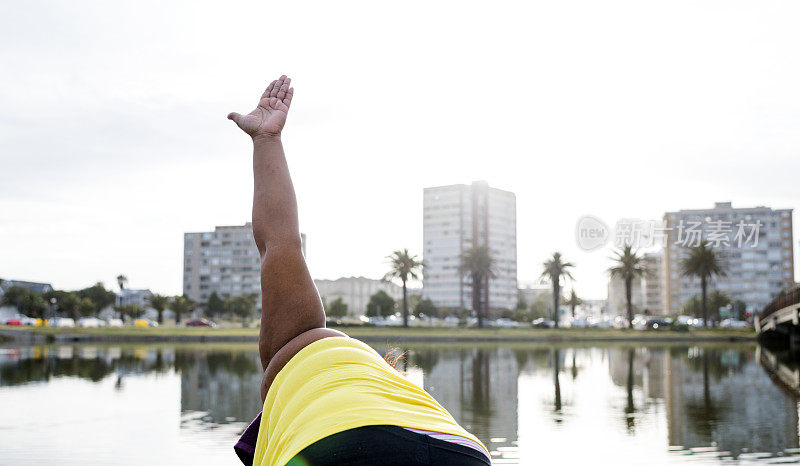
left=0, top=325, right=757, bottom=345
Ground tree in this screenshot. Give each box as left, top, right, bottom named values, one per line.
left=77, top=282, right=116, bottom=312
left=21, top=293, right=48, bottom=318
left=1, top=286, right=32, bottom=312
left=170, top=295, right=195, bottom=325
left=681, top=243, right=726, bottom=328
left=731, top=299, right=747, bottom=320
left=406, top=293, right=422, bottom=314
left=608, top=245, right=648, bottom=329
left=127, top=304, right=145, bottom=320
left=708, top=290, right=731, bottom=322
left=58, top=292, right=82, bottom=320
left=385, top=249, right=423, bottom=328
left=529, top=292, right=551, bottom=320
left=114, top=305, right=127, bottom=321
left=230, top=294, right=257, bottom=325
left=326, top=297, right=348, bottom=318
left=564, top=289, right=583, bottom=319
left=77, top=297, right=96, bottom=317
left=206, top=291, right=225, bottom=319
left=413, top=298, right=437, bottom=318
left=541, top=252, right=574, bottom=328
left=681, top=296, right=702, bottom=318
left=147, top=293, right=171, bottom=325
left=116, top=275, right=128, bottom=291
left=366, top=290, right=395, bottom=318
left=460, top=245, right=496, bottom=328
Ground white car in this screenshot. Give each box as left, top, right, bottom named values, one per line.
left=107, top=318, right=124, bottom=328
left=49, top=317, right=75, bottom=328
left=570, top=318, right=590, bottom=328
left=590, top=318, right=614, bottom=328
left=77, top=317, right=106, bottom=328
left=676, top=315, right=698, bottom=326
left=492, top=318, right=519, bottom=328
left=720, top=319, right=749, bottom=328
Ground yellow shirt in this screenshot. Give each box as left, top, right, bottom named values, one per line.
left=252, top=337, right=486, bottom=466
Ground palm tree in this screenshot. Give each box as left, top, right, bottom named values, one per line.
left=608, top=245, right=648, bottom=328
left=116, top=275, right=128, bottom=291
left=459, top=245, right=496, bottom=328
left=681, top=243, right=725, bottom=328
left=540, top=252, right=574, bottom=328
left=384, top=249, right=424, bottom=328
left=564, top=289, right=582, bottom=319
left=170, top=295, right=195, bottom=325
left=147, top=293, right=170, bottom=325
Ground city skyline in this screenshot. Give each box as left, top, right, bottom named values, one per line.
left=3, top=1, right=800, bottom=299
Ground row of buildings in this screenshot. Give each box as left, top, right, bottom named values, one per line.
left=608, top=202, right=795, bottom=317
left=181, top=185, right=795, bottom=320
left=181, top=181, right=518, bottom=318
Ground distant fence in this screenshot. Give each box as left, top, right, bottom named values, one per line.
left=760, top=286, right=800, bottom=323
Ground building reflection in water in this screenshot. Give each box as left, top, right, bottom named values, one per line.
left=2, top=342, right=800, bottom=463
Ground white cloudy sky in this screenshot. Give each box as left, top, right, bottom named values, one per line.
left=2, top=0, right=799, bottom=299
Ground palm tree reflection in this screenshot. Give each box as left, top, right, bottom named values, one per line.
left=553, top=348, right=562, bottom=418
left=625, top=348, right=635, bottom=432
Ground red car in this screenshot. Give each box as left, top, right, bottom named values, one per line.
left=5, top=319, right=22, bottom=326
left=185, top=319, right=216, bottom=328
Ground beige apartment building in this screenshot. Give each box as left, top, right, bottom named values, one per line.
left=183, top=223, right=306, bottom=308
left=663, top=202, right=794, bottom=315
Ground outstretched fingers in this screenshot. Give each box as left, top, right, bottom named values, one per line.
left=277, top=77, right=291, bottom=100
left=262, top=80, right=277, bottom=99
left=283, top=87, right=294, bottom=107
left=270, top=75, right=287, bottom=98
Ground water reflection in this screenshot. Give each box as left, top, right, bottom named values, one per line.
left=1, top=342, right=799, bottom=465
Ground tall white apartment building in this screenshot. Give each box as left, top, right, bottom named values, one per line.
left=422, top=181, right=517, bottom=315
left=183, top=223, right=306, bottom=308
left=664, top=202, right=794, bottom=314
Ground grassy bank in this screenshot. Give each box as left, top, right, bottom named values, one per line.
left=1, top=324, right=756, bottom=343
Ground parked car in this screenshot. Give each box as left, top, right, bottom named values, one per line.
left=720, top=319, right=749, bottom=328
left=134, top=319, right=158, bottom=328
left=3, top=314, right=36, bottom=326
left=77, top=317, right=106, bottom=328
left=492, top=318, right=519, bottom=328
left=590, top=318, right=614, bottom=328
left=570, top=318, right=590, bottom=328
left=107, top=318, right=124, bottom=328
left=676, top=315, right=698, bottom=326
left=532, top=318, right=555, bottom=328
left=645, top=317, right=672, bottom=330
left=185, top=318, right=217, bottom=327
left=49, top=317, right=75, bottom=328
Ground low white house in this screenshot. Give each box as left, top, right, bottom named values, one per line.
left=314, top=276, right=405, bottom=318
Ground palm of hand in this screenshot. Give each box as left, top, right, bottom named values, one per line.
left=238, top=98, right=289, bottom=136
left=229, top=75, right=293, bottom=138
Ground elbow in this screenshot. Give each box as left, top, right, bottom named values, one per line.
left=264, top=235, right=304, bottom=256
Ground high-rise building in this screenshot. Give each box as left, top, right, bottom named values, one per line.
left=644, top=252, right=664, bottom=314
left=183, top=223, right=306, bottom=307
left=664, top=202, right=794, bottom=314
left=422, top=181, right=517, bottom=315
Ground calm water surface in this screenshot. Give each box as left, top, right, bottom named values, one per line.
left=1, top=342, right=798, bottom=465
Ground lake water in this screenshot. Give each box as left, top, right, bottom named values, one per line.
left=0, top=341, right=798, bottom=465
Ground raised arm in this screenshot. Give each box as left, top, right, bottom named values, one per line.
left=228, top=76, right=343, bottom=389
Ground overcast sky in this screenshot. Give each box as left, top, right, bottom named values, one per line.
left=2, top=0, right=799, bottom=299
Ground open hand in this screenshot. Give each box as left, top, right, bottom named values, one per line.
left=228, top=75, right=293, bottom=139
